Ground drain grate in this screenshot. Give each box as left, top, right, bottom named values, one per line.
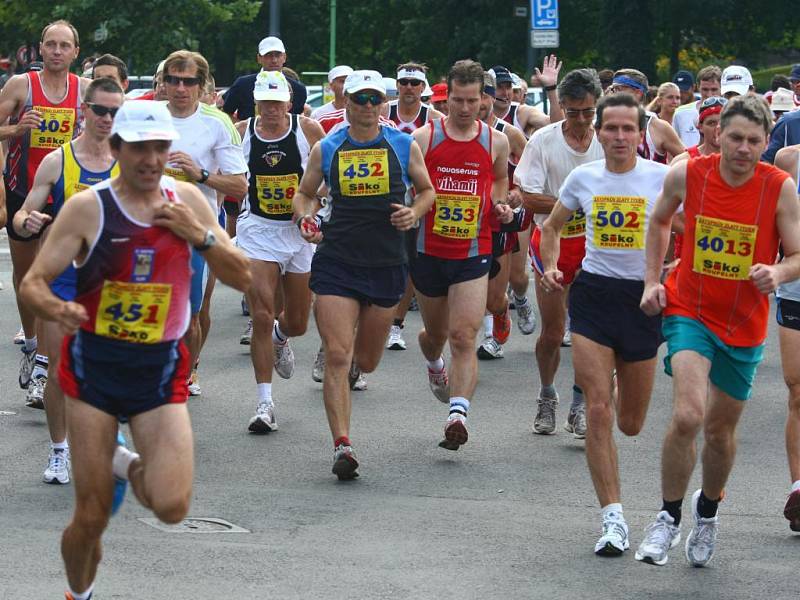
left=138, top=517, right=250, bottom=533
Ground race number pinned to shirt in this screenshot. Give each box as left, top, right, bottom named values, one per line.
left=30, top=106, right=75, bottom=149
left=338, top=149, right=389, bottom=196
left=95, top=281, right=173, bottom=344
left=693, top=215, right=757, bottom=280
left=562, top=208, right=586, bottom=238
left=256, top=173, right=298, bottom=215
left=433, top=194, right=480, bottom=239
left=592, top=196, right=646, bottom=250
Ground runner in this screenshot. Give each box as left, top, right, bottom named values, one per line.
left=236, top=71, right=325, bottom=433
left=540, top=92, right=668, bottom=556
left=636, top=96, right=800, bottom=567
left=310, top=65, right=353, bottom=120
left=12, top=78, right=123, bottom=485
left=0, top=20, right=89, bottom=402
left=162, top=50, right=248, bottom=396
left=671, top=66, right=722, bottom=147
left=720, top=65, right=755, bottom=99
left=19, top=100, right=250, bottom=600
left=411, top=59, right=513, bottom=450
left=516, top=68, right=605, bottom=438
left=430, top=82, right=448, bottom=115
left=91, top=54, right=128, bottom=91
left=293, top=70, right=435, bottom=479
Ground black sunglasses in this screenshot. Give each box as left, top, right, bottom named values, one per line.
left=163, top=74, right=201, bottom=87
left=397, top=79, right=423, bottom=87
left=86, top=103, right=119, bottom=118
left=350, top=92, right=384, bottom=106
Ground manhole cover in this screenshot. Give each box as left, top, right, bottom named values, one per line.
left=138, top=517, right=249, bottom=533
left=0, top=410, right=17, bottom=416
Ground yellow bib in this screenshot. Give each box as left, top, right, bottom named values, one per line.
left=30, top=106, right=75, bottom=149
left=433, top=194, right=480, bottom=239
left=692, top=215, right=757, bottom=280
left=338, top=149, right=389, bottom=196
left=256, top=173, right=298, bottom=216
left=95, top=281, right=173, bottom=344
left=592, top=195, right=646, bottom=250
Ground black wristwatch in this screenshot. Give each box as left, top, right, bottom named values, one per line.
left=194, top=229, right=217, bottom=252
left=544, top=84, right=557, bottom=92
left=197, top=169, right=210, bottom=184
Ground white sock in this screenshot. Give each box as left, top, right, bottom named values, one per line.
left=513, top=292, right=528, bottom=305
left=112, top=445, right=139, bottom=480
left=792, top=480, right=800, bottom=493
left=24, top=336, right=37, bottom=352
left=67, top=583, right=94, bottom=600
left=257, top=383, right=273, bottom=405
left=448, top=396, right=470, bottom=421
left=52, top=440, right=69, bottom=451
left=272, top=321, right=287, bottom=344
left=427, top=357, right=444, bottom=372
left=601, top=503, right=623, bottom=520
left=483, top=314, right=493, bottom=338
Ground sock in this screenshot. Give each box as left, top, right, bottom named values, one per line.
left=483, top=314, right=493, bottom=338
left=570, top=385, right=584, bottom=412
left=33, top=354, right=48, bottom=379
left=112, top=445, right=139, bottom=480
left=24, top=336, right=37, bottom=352
left=427, top=357, right=444, bottom=373
left=272, top=321, right=287, bottom=344
left=334, top=436, right=351, bottom=449
left=564, top=313, right=571, bottom=331
left=697, top=490, right=720, bottom=519
left=67, top=583, right=94, bottom=600
left=601, top=503, right=623, bottom=520
left=540, top=384, right=557, bottom=399
left=393, top=318, right=404, bottom=328
left=661, top=499, right=682, bottom=526
left=792, top=480, right=800, bottom=494
left=513, top=293, right=528, bottom=306
left=52, top=440, right=69, bottom=451
left=257, top=383, right=273, bottom=405
left=448, top=396, right=470, bottom=421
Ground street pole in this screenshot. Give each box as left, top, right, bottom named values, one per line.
left=269, top=0, right=280, bottom=36
left=329, top=0, right=337, bottom=69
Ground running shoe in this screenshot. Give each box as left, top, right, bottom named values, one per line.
left=477, top=336, right=504, bottom=360
left=492, top=306, right=512, bottom=344
left=312, top=347, right=325, bottom=383
left=111, top=432, right=129, bottom=516
left=25, top=374, right=47, bottom=409
left=240, top=319, right=253, bottom=345
left=241, top=295, right=250, bottom=316
left=187, top=371, right=202, bottom=396
left=561, top=329, right=572, bottom=347
left=428, top=362, right=450, bottom=403
left=532, top=395, right=558, bottom=435
left=349, top=363, right=367, bottom=391
left=386, top=325, right=407, bottom=350
left=507, top=287, right=515, bottom=310
left=248, top=402, right=278, bottom=433
left=515, top=299, right=536, bottom=335
left=65, top=589, right=92, bottom=599
left=438, top=417, right=468, bottom=451
left=564, top=403, right=587, bottom=439
left=18, top=347, right=36, bottom=389
left=635, top=511, right=681, bottom=566
left=43, top=447, right=70, bottom=485
left=13, top=327, right=24, bottom=345
left=332, top=443, right=359, bottom=480
left=685, top=489, right=719, bottom=567
left=784, top=489, right=800, bottom=532
left=273, top=338, right=295, bottom=379
left=595, top=512, right=629, bottom=556
left=408, top=297, right=419, bottom=311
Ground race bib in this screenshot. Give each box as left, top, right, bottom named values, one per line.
left=693, top=215, right=757, bottom=280
left=164, top=167, right=193, bottom=183
left=592, top=195, right=646, bottom=250
left=433, top=194, right=480, bottom=239
left=95, top=281, right=173, bottom=344
left=30, top=106, right=75, bottom=149
left=256, top=173, right=298, bottom=216
left=562, top=208, right=586, bottom=238
left=338, top=149, right=389, bottom=196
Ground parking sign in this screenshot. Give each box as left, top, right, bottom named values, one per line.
left=531, top=0, right=559, bottom=29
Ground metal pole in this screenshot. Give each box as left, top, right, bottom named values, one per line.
left=329, top=0, right=337, bottom=69
left=269, top=0, right=280, bottom=37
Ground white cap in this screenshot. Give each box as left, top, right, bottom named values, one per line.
left=422, top=81, right=433, bottom=97
left=345, top=70, right=385, bottom=95
left=328, top=65, right=353, bottom=83
left=510, top=73, right=523, bottom=90
left=770, top=87, right=797, bottom=112
left=111, top=102, right=179, bottom=143
left=254, top=70, right=291, bottom=101
left=396, top=67, right=426, bottom=82
left=258, top=36, right=285, bottom=56
left=721, top=66, right=753, bottom=96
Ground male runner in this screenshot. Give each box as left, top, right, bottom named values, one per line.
left=516, top=68, right=605, bottom=438
left=91, top=54, right=128, bottom=91
left=0, top=20, right=89, bottom=400
left=637, top=96, right=800, bottom=567
left=541, top=93, right=669, bottom=556
left=671, top=66, right=722, bottom=147
left=311, top=65, right=353, bottom=120
left=162, top=50, right=248, bottom=395
left=13, top=78, right=123, bottom=484
left=20, top=100, right=251, bottom=600
left=411, top=59, right=513, bottom=450
left=293, top=70, right=435, bottom=479
left=236, top=70, right=325, bottom=432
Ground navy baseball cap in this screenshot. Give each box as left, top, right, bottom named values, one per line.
left=489, top=66, right=513, bottom=85
left=790, top=64, right=800, bottom=82
left=672, top=70, right=695, bottom=91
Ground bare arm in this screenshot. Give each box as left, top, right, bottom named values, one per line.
left=293, top=142, right=325, bottom=243
left=533, top=54, right=564, bottom=123
left=13, top=149, right=62, bottom=237
left=0, top=75, right=41, bottom=141
left=653, top=118, right=685, bottom=160
left=750, top=178, right=800, bottom=292
left=428, top=107, right=446, bottom=121
left=491, top=130, right=510, bottom=205
left=299, top=116, right=326, bottom=148
left=539, top=201, right=573, bottom=290
left=403, top=140, right=435, bottom=221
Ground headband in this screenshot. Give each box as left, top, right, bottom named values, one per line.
left=397, top=68, right=426, bottom=81
left=698, top=105, right=723, bottom=123
left=612, top=76, right=647, bottom=93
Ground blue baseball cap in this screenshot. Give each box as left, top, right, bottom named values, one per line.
left=672, top=70, right=694, bottom=91
left=790, top=64, right=800, bottom=82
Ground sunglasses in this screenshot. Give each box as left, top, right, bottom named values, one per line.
left=86, top=103, right=119, bottom=118
left=163, top=74, right=201, bottom=87
left=350, top=92, right=384, bottom=106
left=700, top=96, right=727, bottom=110
left=564, top=107, right=596, bottom=118
left=397, top=79, right=423, bottom=87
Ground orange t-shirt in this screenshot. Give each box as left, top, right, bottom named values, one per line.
left=664, top=154, right=788, bottom=346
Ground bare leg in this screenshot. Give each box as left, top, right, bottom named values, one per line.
left=700, top=385, right=745, bottom=500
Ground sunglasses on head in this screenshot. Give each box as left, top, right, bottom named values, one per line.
left=397, top=79, right=423, bottom=87
left=163, top=74, right=201, bottom=87
left=350, top=92, right=384, bottom=106
left=700, top=96, right=727, bottom=110
left=86, top=103, right=119, bottom=118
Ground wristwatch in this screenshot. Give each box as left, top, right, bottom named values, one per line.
left=194, top=229, right=217, bottom=252
left=197, top=169, right=210, bottom=184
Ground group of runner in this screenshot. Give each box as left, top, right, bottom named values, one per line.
left=3, top=19, right=800, bottom=599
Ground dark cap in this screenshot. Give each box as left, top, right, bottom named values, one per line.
left=790, top=64, right=800, bottom=82
left=489, top=65, right=513, bottom=85
left=672, top=70, right=695, bottom=91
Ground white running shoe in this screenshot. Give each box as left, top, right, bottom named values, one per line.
left=248, top=402, right=278, bottom=433
left=594, top=512, right=629, bottom=556
left=349, top=363, right=367, bottom=391
left=428, top=362, right=450, bottom=403
left=13, top=327, right=25, bottom=345
left=312, top=347, right=325, bottom=383
left=386, top=325, right=407, bottom=350
left=564, top=403, right=587, bottom=439
left=25, top=374, right=47, bottom=409
left=43, top=447, right=70, bottom=485
left=273, top=339, right=295, bottom=379
left=685, top=489, right=719, bottom=567
left=187, top=371, right=201, bottom=396
left=635, top=511, right=681, bottom=566
left=19, top=347, right=36, bottom=389
left=476, top=335, right=504, bottom=360
left=532, top=394, right=558, bottom=435
left=515, top=299, right=537, bottom=335
left=240, top=319, right=253, bottom=345
left=561, top=329, right=572, bottom=347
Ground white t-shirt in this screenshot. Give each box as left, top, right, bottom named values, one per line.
left=514, top=120, right=604, bottom=226
left=672, top=102, right=700, bottom=147
left=558, top=157, right=669, bottom=280
left=311, top=101, right=339, bottom=120
left=167, top=102, right=247, bottom=209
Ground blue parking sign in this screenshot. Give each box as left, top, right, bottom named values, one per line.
left=531, top=0, right=559, bottom=29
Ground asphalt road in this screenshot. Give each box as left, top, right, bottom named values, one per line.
left=1, top=247, right=798, bottom=599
